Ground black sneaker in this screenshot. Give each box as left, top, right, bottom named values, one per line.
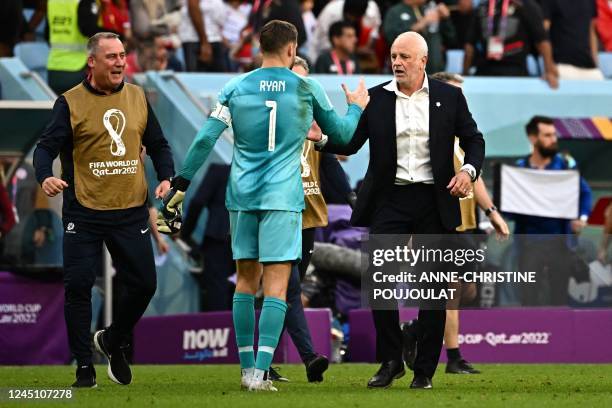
left=446, top=358, right=481, bottom=374
left=305, top=354, right=329, bottom=383
left=268, top=367, right=289, bottom=382
left=94, top=329, right=132, bottom=385
left=401, top=320, right=418, bottom=371
left=71, top=364, right=97, bottom=388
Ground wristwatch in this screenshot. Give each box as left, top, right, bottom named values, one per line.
left=460, top=164, right=477, bottom=182
left=314, top=134, right=329, bottom=150
left=485, top=206, right=498, bottom=217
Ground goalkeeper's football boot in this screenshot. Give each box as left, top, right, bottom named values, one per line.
left=241, top=368, right=253, bottom=389
left=248, top=379, right=278, bottom=392
left=71, top=364, right=97, bottom=388
left=94, top=329, right=132, bottom=385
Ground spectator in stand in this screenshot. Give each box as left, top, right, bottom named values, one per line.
left=441, top=0, right=473, bottom=48
left=511, top=116, right=592, bottom=306
left=222, top=0, right=251, bottom=71
left=310, top=0, right=381, bottom=64
left=180, top=0, right=227, bottom=72
left=463, top=0, right=559, bottom=89
left=541, top=0, right=604, bottom=80
left=46, top=0, right=100, bottom=96
left=230, top=0, right=306, bottom=71
left=301, top=0, right=317, bottom=58
left=596, top=0, right=612, bottom=51
left=383, top=0, right=456, bottom=74
left=97, top=0, right=132, bottom=41
left=130, top=0, right=181, bottom=40
left=21, top=0, right=48, bottom=42
left=180, top=164, right=234, bottom=311
left=0, top=182, right=17, bottom=256
left=314, top=21, right=360, bottom=74
left=125, top=35, right=170, bottom=80
left=249, top=0, right=307, bottom=49
left=598, top=202, right=612, bottom=264
left=0, top=1, right=24, bottom=57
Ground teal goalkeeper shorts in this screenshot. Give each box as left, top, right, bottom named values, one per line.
left=229, top=210, right=302, bottom=263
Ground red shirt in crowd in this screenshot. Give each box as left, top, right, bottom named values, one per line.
left=0, top=183, right=16, bottom=236
left=596, top=0, right=612, bottom=51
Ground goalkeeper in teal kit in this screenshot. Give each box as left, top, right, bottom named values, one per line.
left=158, top=20, right=369, bottom=391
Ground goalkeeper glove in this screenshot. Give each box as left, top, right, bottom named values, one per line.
left=157, top=176, right=190, bottom=235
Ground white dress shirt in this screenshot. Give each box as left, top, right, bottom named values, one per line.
left=384, top=76, right=435, bottom=185
left=179, top=0, right=226, bottom=44
left=309, top=0, right=381, bottom=62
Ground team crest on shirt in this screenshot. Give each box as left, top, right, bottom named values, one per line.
left=103, top=108, right=127, bottom=157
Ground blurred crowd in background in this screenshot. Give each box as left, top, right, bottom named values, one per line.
left=0, top=0, right=612, bottom=95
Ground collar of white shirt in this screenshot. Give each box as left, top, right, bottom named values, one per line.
left=383, top=75, right=429, bottom=99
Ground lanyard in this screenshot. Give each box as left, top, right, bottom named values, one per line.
left=10, top=174, right=17, bottom=207
left=487, top=0, right=511, bottom=39
left=330, top=51, right=353, bottom=75
left=252, top=0, right=273, bottom=15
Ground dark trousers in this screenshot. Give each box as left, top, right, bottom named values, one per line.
left=62, top=217, right=156, bottom=366
left=48, top=67, right=86, bottom=96
left=201, top=236, right=234, bottom=311
left=370, top=184, right=450, bottom=379
left=283, top=228, right=317, bottom=363
left=518, top=238, right=569, bottom=306
left=182, top=42, right=227, bottom=73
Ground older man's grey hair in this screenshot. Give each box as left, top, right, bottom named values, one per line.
left=395, top=31, right=428, bottom=57
left=87, top=32, right=121, bottom=56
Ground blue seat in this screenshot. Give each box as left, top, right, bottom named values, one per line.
left=445, top=49, right=464, bottom=74
left=13, top=42, right=50, bottom=82
left=526, top=55, right=544, bottom=77
left=599, top=52, right=612, bottom=78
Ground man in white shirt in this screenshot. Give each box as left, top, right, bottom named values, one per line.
left=313, top=31, right=485, bottom=390
left=179, top=0, right=228, bottom=72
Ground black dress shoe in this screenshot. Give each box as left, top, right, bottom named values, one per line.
left=367, top=360, right=405, bottom=388
left=446, top=359, right=481, bottom=374
left=401, top=320, right=418, bottom=371
left=410, top=375, right=432, bottom=389
left=305, top=354, right=329, bottom=383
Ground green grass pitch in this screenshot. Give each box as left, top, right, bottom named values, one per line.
left=1, top=364, right=611, bottom=407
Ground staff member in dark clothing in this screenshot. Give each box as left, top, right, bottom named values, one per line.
left=181, top=163, right=234, bottom=311
left=33, top=32, right=174, bottom=388
left=47, top=0, right=124, bottom=95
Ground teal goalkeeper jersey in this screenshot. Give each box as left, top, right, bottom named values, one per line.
left=178, top=67, right=363, bottom=212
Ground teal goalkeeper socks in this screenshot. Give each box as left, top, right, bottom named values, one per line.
left=255, top=297, right=288, bottom=371
left=232, top=292, right=255, bottom=369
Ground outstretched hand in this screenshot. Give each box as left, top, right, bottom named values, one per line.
left=342, top=78, right=370, bottom=110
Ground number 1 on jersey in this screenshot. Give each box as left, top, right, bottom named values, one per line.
left=265, top=100, right=277, bottom=152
